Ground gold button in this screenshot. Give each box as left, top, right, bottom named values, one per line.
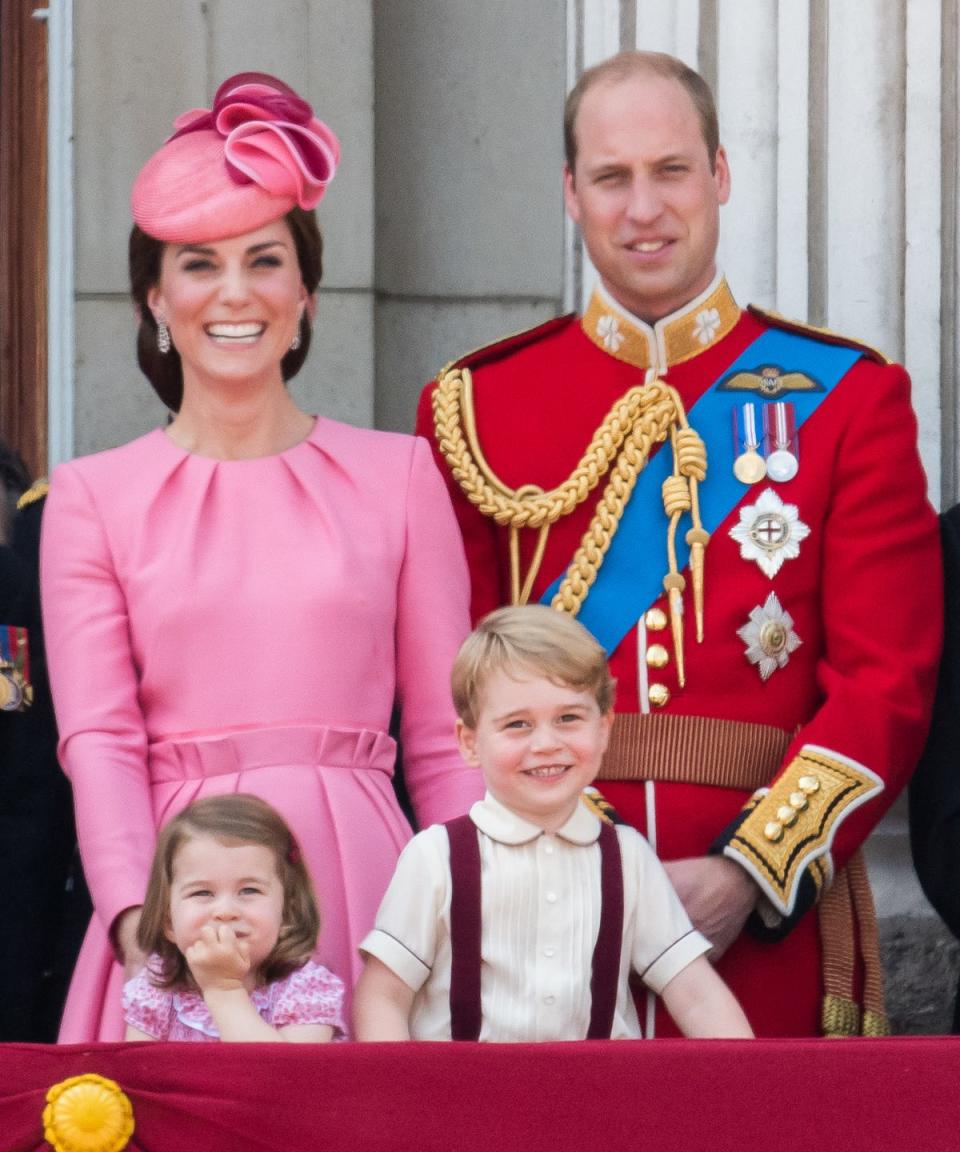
left=764, top=821, right=784, bottom=842
left=798, top=775, right=821, bottom=795
left=776, top=804, right=798, bottom=826
left=648, top=683, right=670, bottom=708
left=645, top=608, right=668, bottom=632
left=789, top=791, right=808, bottom=811
left=646, top=644, right=669, bottom=668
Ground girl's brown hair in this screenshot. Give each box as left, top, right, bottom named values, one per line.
left=137, top=793, right=320, bottom=989
left=128, top=205, right=323, bottom=412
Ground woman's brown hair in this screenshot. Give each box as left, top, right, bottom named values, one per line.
left=136, top=793, right=320, bottom=990
left=129, top=206, right=323, bottom=412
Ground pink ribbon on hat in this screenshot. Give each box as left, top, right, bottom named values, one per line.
left=169, top=72, right=340, bottom=210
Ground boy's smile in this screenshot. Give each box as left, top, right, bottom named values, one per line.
left=456, top=666, right=613, bottom=832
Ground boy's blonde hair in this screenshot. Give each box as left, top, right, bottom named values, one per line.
left=452, top=605, right=615, bottom=728
left=137, top=793, right=320, bottom=990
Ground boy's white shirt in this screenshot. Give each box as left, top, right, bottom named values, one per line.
left=360, top=792, right=710, bottom=1042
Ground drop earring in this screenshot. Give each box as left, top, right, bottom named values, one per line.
left=289, top=307, right=307, bottom=352
left=156, top=316, right=171, bottom=355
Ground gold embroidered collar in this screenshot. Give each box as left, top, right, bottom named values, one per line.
left=581, top=276, right=740, bottom=373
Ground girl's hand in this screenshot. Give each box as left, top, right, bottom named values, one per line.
left=185, top=923, right=252, bottom=992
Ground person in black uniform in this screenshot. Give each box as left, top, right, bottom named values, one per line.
left=909, top=504, right=960, bottom=1032
left=0, top=465, right=91, bottom=1041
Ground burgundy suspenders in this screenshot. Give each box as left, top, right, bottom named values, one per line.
left=447, top=814, right=483, bottom=1041
left=589, top=818, right=625, bottom=1039
left=445, top=814, right=624, bottom=1041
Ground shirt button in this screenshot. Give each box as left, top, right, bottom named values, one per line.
left=544, top=995, right=556, bottom=1005
left=544, top=946, right=556, bottom=958
left=543, top=842, right=554, bottom=855
left=545, top=892, right=558, bottom=904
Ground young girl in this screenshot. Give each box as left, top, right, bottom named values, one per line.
left=124, top=794, right=344, bottom=1042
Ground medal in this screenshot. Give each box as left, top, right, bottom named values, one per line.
left=733, top=402, right=767, bottom=484
left=734, top=451, right=766, bottom=484
left=0, top=671, right=23, bottom=712
left=764, top=402, right=799, bottom=482
left=0, top=626, right=31, bottom=712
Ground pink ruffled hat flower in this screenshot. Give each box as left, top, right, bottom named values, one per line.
left=132, top=72, right=340, bottom=244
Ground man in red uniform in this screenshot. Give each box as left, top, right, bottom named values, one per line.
left=416, top=50, right=941, bottom=1036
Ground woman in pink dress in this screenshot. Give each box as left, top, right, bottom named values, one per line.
left=41, top=73, right=481, bottom=1041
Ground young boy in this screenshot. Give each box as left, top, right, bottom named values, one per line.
left=353, top=605, right=753, bottom=1041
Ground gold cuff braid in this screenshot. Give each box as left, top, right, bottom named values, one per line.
left=724, top=746, right=884, bottom=916
left=432, top=365, right=709, bottom=670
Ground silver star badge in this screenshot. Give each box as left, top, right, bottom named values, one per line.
left=729, top=488, right=810, bottom=578
left=737, top=591, right=802, bottom=680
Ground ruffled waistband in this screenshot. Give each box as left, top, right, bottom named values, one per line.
left=148, top=724, right=397, bottom=782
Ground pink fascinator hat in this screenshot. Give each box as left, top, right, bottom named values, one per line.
left=131, top=72, right=340, bottom=243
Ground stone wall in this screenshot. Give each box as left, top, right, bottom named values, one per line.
left=883, top=917, right=959, bottom=1035
left=372, top=0, right=566, bottom=431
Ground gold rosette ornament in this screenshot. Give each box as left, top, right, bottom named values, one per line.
left=43, top=1074, right=134, bottom=1152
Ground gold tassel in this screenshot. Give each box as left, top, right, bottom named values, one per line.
left=686, top=526, right=709, bottom=642
left=662, top=572, right=686, bottom=687
left=822, top=993, right=861, bottom=1038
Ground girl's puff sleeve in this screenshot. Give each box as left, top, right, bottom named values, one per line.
left=394, top=438, right=483, bottom=827
left=41, top=461, right=156, bottom=939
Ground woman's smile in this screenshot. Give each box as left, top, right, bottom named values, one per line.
left=204, top=322, right=267, bottom=344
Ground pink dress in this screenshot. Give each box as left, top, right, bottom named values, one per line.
left=123, top=958, right=345, bottom=1041
left=41, top=419, right=482, bottom=1041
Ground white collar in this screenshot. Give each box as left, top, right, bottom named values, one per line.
left=470, top=791, right=602, bottom=846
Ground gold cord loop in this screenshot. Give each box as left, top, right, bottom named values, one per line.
left=432, top=365, right=709, bottom=681
left=674, top=425, right=707, bottom=480
left=509, top=485, right=550, bottom=603
left=661, top=474, right=691, bottom=517
left=669, top=403, right=709, bottom=643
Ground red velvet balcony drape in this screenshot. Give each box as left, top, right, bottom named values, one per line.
left=3, top=1037, right=958, bottom=1152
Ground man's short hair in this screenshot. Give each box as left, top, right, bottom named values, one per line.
left=564, top=50, right=720, bottom=173
left=452, top=604, right=615, bottom=728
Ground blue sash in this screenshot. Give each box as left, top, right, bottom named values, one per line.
left=541, top=328, right=862, bottom=653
